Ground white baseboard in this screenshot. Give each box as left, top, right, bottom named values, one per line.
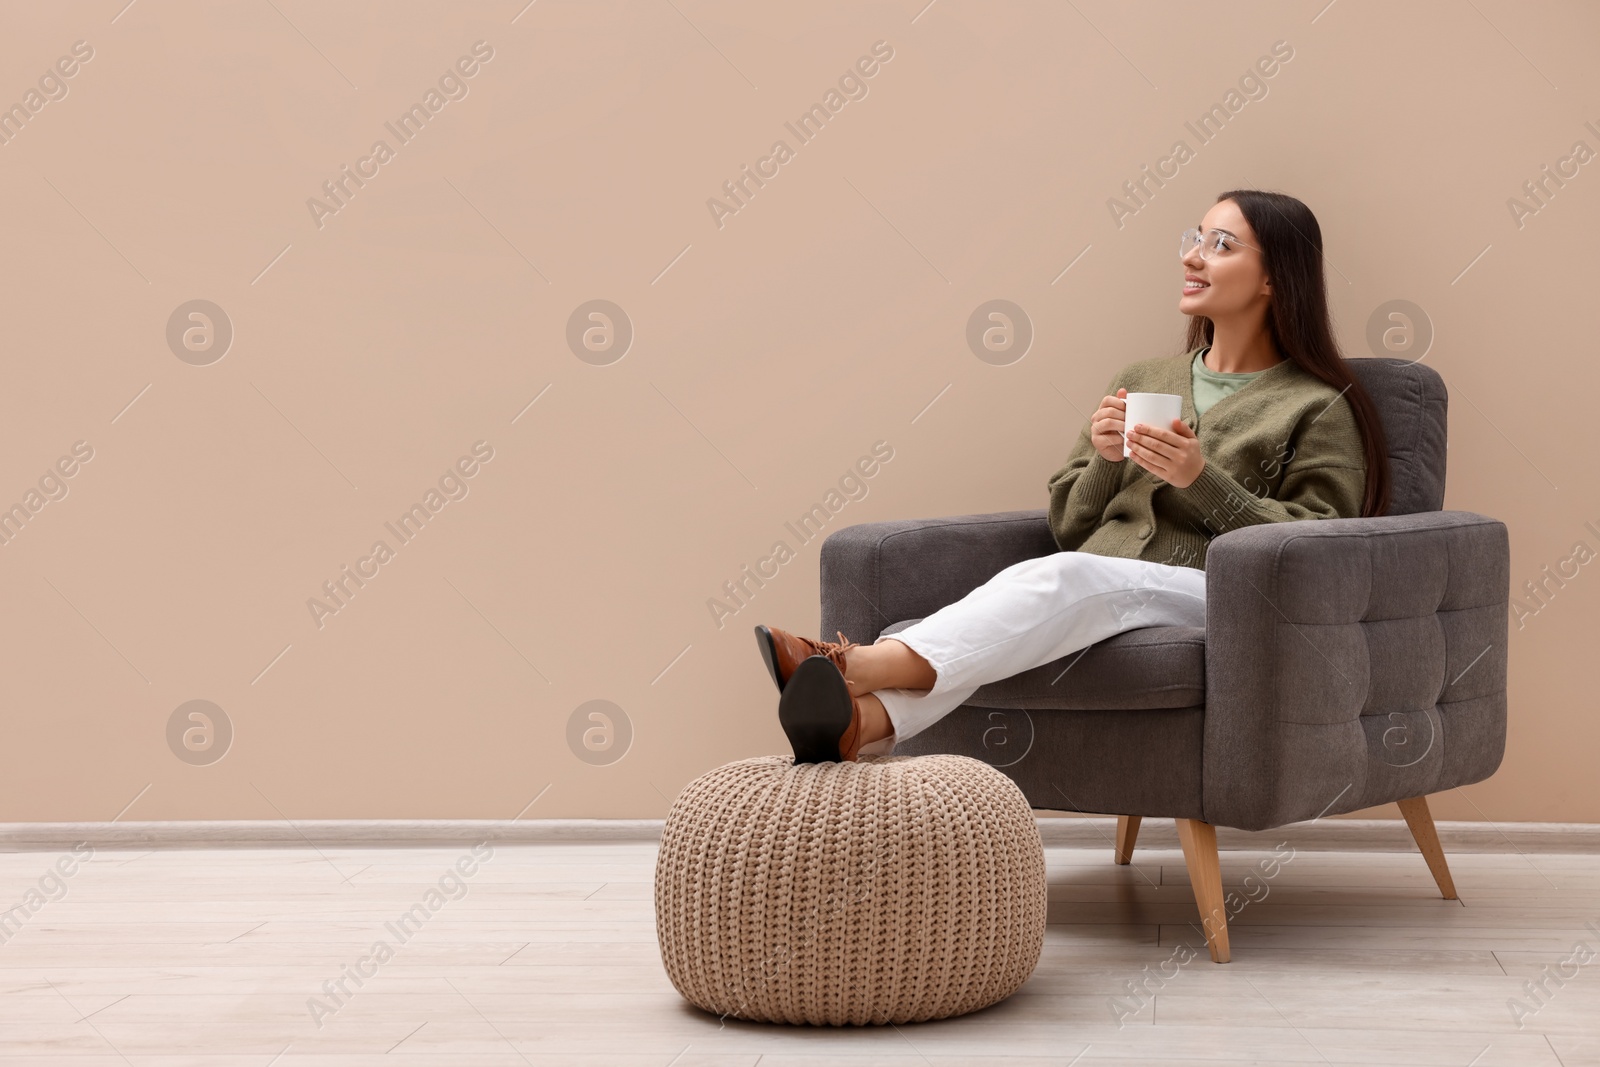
left=0, top=820, right=663, bottom=850
left=1035, top=817, right=1600, bottom=853
left=1, top=817, right=1596, bottom=852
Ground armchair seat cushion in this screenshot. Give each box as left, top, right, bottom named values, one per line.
left=878, top=619, right=1206, bottom=710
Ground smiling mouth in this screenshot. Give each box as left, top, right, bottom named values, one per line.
left=1183, top=281, right=1210, bottom=293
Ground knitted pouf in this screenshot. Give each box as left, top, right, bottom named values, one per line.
left=653, top=754, right=1047, bottom=1026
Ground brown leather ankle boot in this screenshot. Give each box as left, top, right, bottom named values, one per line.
left=778, top=654, right=865, bottom=764
left=754, top=625, right=859, bottom=694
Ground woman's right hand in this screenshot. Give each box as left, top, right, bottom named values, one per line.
left=1091, top=388, right=1129, bottom=462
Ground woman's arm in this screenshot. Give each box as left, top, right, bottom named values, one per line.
left=1046, top=372, right=1127, bottom=551
left=1165, top=394, right=1367, bottom=536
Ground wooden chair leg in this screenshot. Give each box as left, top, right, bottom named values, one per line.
left=1175, top=818, right=1231, bottom=963
left=1397, top=795, right=1458, bottom=900
left=1114, top=815, right=1141, bottom=865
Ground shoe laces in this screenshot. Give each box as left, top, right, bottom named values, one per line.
left=809, top=630, right=859, bottom=679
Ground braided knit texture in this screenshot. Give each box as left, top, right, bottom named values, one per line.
left=653, top=754, right=1047, bottom=1026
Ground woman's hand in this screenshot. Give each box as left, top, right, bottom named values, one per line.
left=1127, top=416, right=1206, bottom=488
left=1091, top=388, right=1130, bottom=463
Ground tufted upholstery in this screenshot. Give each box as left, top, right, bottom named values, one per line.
left=1346, top=357, right=1448, bottom=515
left=1199, top=509, right=1507, bottom=828
left=819, top=358, right=1511, bottom=831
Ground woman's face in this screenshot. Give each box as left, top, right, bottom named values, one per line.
left=1179, top=199, right=1271, bottom=319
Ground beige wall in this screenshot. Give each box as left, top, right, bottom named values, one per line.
left=1, top=1, right=1595, bottom=824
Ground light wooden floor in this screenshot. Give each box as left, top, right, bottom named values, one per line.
left=2, top=840, right=1599, bottom=1065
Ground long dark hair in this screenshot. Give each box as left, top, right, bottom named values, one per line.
left=1183, top=189, right=1391, bottom=517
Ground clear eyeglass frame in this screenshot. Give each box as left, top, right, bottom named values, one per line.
left=1180, top=227, right=1261, bottom=261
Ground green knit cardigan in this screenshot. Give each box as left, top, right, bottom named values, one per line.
left=1047, top=347, right=1369, bottom=572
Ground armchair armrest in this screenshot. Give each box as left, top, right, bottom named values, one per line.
left=820, top=509, right=1058, bottom=644
left=1202, top=510, right=1511, bottom=830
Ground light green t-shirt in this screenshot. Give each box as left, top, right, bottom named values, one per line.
left=1192, top=345, right=1270, bottom=417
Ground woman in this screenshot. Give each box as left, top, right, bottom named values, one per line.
left=756, top=189, right=1391, bottom=764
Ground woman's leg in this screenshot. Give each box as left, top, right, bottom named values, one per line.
left=851, top=551, right=1207, bottom=755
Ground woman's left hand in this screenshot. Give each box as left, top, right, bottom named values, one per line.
left=1127, top=417, right=1206, bottom=489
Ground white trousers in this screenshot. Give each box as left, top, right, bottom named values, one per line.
left=857, top=551, right=1208, bottom=756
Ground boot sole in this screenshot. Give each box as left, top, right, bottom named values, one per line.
left=753, top=625, right=785, bottom=692
left=778, top=655, right=853, bottom=764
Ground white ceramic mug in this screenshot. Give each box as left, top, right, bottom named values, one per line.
left=1122, top=392, right=1183, bottom=458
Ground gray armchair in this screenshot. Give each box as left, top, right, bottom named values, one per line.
left=819, top=357, right=1509, bottom=963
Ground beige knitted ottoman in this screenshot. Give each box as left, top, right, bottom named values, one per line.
left=654, top=754, right=1047, bottom=1026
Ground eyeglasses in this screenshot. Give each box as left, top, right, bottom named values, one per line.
left=1180, top=227, right=1260, bottom=261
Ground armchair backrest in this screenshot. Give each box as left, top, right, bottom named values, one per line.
left=1346, top=357, right=1447, bottom=515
